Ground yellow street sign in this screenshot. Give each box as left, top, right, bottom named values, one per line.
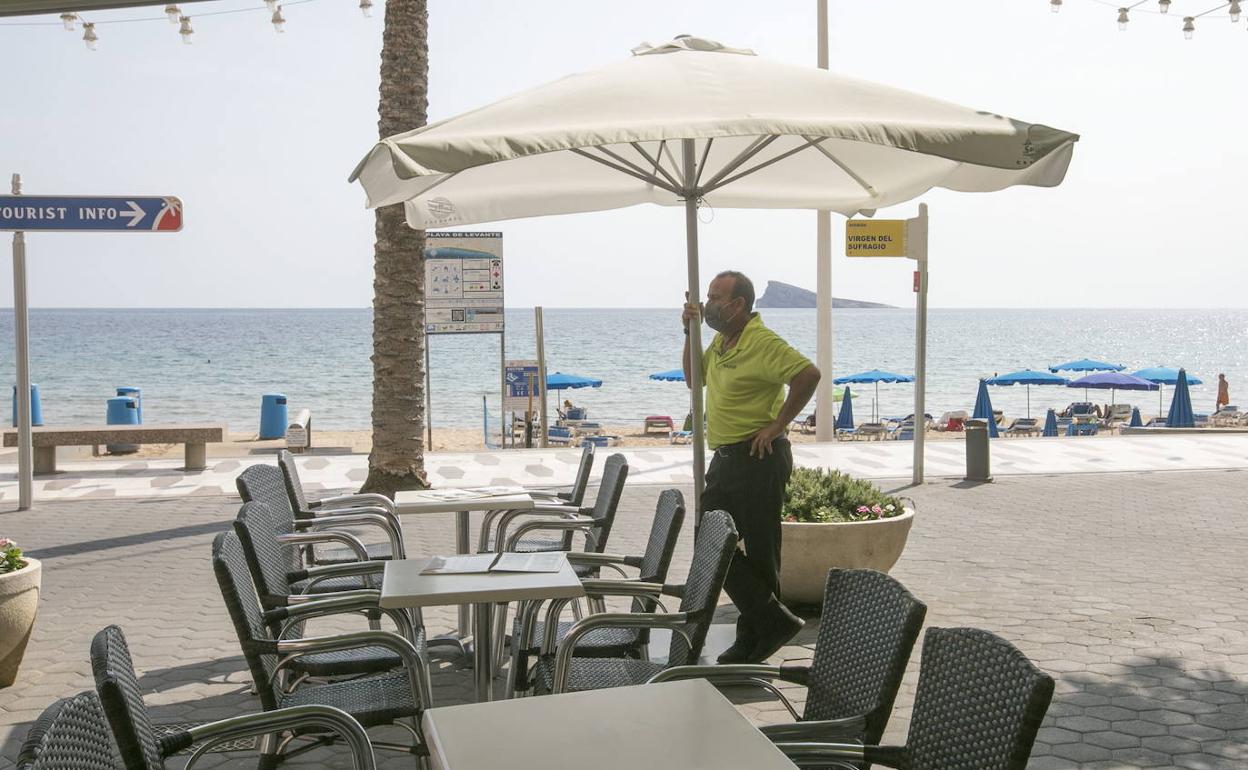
left=845, top=219, right=907, bottom=257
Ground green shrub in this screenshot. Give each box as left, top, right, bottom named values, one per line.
left=782, top=468, right=905, bottom=523
left=0, top=538, right=24, bottom=574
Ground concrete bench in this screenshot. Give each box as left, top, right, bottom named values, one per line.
left=3, top=424, right=226, bottom=473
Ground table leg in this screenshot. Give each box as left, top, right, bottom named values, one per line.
left=457, top=510, right=471, bottom=637
left=473, top=602, right=494, bottom=702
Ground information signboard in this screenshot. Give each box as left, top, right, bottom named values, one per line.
left=845, top=219, right=907, bottom=257
left=424, top=231, right=504, bottom=334
left=503, top=359, right=541, bottom=413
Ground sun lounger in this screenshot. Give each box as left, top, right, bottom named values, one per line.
left=1211, top=406, right=1242, bottom=427
left=670, top=430, right=693, bottom=444
left=933, top=411, right=968, bottom=431
left=565, top=407, right=588, bottom=421
left=581, top=434, right=621, bottom=448
left=1066, top=422, right=1099, bottom=436
left=643, top=415, right=674, bottom=435
left=1004, top=417, right=1039, bottom=437
left=1144, top=417, right=1167, bottom=427
left=548, top=426, right=575, bottom=446
left=796, top=414, right=817, bottom=434
left=857, top=422, right=889, bottom=441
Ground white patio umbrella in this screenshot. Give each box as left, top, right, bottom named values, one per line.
left=351, top=35, right=1079, bottom=515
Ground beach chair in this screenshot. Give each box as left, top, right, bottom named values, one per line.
left=933, top=411, right=967, bottom=432
left=571, top=421, right=604, bottom=437
left=1004, top=417, right=1039, bottom=437
left=670, top=430, right=693, bottom=444
left=858, top=422, right=889, bottom=441
left=797, top=414, right=817, bottom=434
left=566, top=406, right=588, bottom=421
left=1145, top=417, right=1167, bottom=428
left=581, top=434, right=621, bottom=448
left=548, top=425, right=575, bottom=446
left=835, top=426, right=858, bottom=441
left=1211, top=405, right=1242, bottom=426
left=643, top=415, right=674, bottom=435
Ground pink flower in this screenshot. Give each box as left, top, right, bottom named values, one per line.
left=0, top=538, right=12, bottom=548
left=856, top=506, right=870, bottom=514
left=871, top=505, right=883, bottom=515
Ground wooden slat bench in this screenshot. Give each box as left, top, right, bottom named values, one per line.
left=3, top=424, right=227, bottom=473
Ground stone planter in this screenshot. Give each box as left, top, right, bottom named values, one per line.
left=0, top=557, right=41, bottom=687
left=779, top=509, right=914, bottom=607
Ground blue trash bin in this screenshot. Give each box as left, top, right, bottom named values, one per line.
left=106, top=396, right=139, bottom=454
left=260, top=394, right=288, bottom=439
left=116, top=387, right=142, bottom=423
left=11, top=384, right=43, bottom=427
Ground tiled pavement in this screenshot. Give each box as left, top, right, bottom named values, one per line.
left=3, top=432, right=1248, bottom=503
left=2, top=469, right=1248, bottom=769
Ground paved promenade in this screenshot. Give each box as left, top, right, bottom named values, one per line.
left=3, top=432, right=1247, bottom=503
left=1, top=466, right=1246, bottom=769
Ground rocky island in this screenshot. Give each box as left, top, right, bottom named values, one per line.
left=756, top=280, right=894, bottom=309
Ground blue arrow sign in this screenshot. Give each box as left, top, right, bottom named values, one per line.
left=0, top=196, right=183, bottom=232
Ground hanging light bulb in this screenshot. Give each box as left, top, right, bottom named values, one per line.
left=163, top=4, right=180, bottom=24
left=271, top=5, right=286, bottom=33
left=1117, top=7, right=1130, bottom=29
left=1183, top=16, right=1195, bottom=38
left=1158, top=0, right=1171, bottom=13
left=179, top=15, right=194, bottom=44
left=359, top=0, right=373, bottom=17
left=60, top=12, right=77, bottom=31
left=82, top=22, right=97, bottom=50
left=1050, top=0, right=1062, bottom=12
left=1231, top=0, right=1242, bottom=22
left=264, top=0, right=278, bottom=12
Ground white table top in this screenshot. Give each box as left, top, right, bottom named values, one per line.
left=393, top=488, right=535, bottom=514
left=380, top=555, right=585, bottom=609
left=422, top=679, right=796, bottom=770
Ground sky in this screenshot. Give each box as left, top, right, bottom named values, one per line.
left=0, top=0, right=1245, bottom=309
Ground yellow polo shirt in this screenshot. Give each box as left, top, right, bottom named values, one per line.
left=701, top=313, right=812, bottom=448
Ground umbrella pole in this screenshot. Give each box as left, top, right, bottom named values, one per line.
left=1027, top=384, right=1031, bottom=419
left=682, top=139, right=707, bottom=525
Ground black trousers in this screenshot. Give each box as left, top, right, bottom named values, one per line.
left=701, top=437, right=793, bottom=638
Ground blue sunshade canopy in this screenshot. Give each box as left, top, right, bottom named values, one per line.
left=1066, top=372, right=1157, bottom=391
left=649, top=369, right=686, bottom=382
left=832, top=369, right=915, bottom=385
left=1042, top=409, right=1059, bottom=437
left=834, top=386, right=855, bottom=430
left=972, top=380, right=999, bottom=438
left=1166, top=369, right=1196, bottom=428
left=546, top=372, right=602, bottom=389
left=1132, top=366, right=1203, bottom=386
left=985, top=369, right=1069, bottom=386
left=1050, top=359, right=1124, bottom=373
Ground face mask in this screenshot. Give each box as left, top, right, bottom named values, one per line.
left=704, top=300, right=739, bottom=333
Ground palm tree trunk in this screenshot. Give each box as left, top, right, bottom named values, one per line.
left=362, top=0, right=430, bottom=496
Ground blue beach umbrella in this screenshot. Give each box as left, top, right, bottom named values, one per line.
left=546, top=372, right=602, bottom=390
left=984, top=369, right=1069, bottom=418
left=1128, top=407, right=1143, bottom=427
left=972, top=380, right=999, bottom=438
left=1042, top=408, right=1058, bottom=437
left=834, top=386, right=855, bottom=431
left=648, top=369, right=686, bottom=382
left=1065, top=371, right=1157, bottom=407
left=833, top=369, right=914, bottom=422
left=1166, top=369, right=1195, bottom=428
left=1133, top=366, right=1203, bottom=416
left=1050, top=358, right=1125, bottom=373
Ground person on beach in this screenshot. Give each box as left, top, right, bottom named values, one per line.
left=1217, top=374, right=1230, bottom=412
left=682, top=270, right=821, bottom=663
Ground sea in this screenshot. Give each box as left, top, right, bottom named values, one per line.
left=0, top=308, right=1244, bottom=433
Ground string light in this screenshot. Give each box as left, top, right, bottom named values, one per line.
left=360, top=0, right=373, bottom=17
left=1230, top=0, right=1242, bottom=21
left=264, top=0, right=278, bottom=12
left=164, top=5, right=180, bottom=24
left=271, top=5, right=286, bottom=33
left=59, top=12, right=76, bottom=31
left=178, top=15, right=194, bottom=44
left=82, top=21, right=97, bottom=50
left=1054, top=2, right=1242, bottom=40
left=1051, top=0, right=1063, bottom=11
left=1182, top=15, right=1195, bottom=35
left=1118, top=6, right=1131, bottom=27
left=1159, top=0, right=1171, bottom=13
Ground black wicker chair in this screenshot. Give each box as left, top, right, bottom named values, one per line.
left=211, top=531, right=432, bottom=766
left=87, top=628, right=378, bottom=770
left=777, top=627, right=1055, bottom=770
left=475, top=443, right=595, bottom=541
left=650, top=568, right=926, bottom=747
left=17, top=693, right=127, bottom=770
left=507, top=488, right=687, bottom=696
left=529, top=509, right=738, bottom=695
left=233, top=501, right=428, bottom=680
left=238, top=463, right=403, bottom=565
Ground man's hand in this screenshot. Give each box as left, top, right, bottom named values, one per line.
left=682, top=291, right=702, bottom=330
left=749, top=420, right=786, bottom=458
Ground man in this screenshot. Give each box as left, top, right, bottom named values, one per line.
left=682, top=270, right=821, bottom=663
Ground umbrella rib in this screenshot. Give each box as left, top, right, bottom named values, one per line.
left=570, top=147, right=680, bottom=195
left=629, top=141, right=683, bottom=191
left=703, top=137, right=827, bottom=194
left=810, top=141, right=878, bottom=196
left=657, top=140, right=688, bottom=190
left=700, top=135, right=777, bottom=191
left=694, top=138, right=714, bottom=189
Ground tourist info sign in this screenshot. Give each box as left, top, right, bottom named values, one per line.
left=0, top=195, right=183, bottom=232
left=845, top=219, right=906, bottom=257
left=503, top=360, right=542, bottom=412
left=424, top=231, right=504, bottom=334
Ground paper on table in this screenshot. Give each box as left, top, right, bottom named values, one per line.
left=490, top=552, right=565, bottom=573
left=420, top=554, right=499, bottom=575
left=418, top=489, right=498, bottom=502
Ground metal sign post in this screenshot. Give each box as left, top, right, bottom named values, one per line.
left=534, top=307, right=548, bottom=448
left=845, top=205, right=930, bottom=485
left=1, top=183, right=183, bottom=511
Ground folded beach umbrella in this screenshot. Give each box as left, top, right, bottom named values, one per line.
left=984, top=369, right=1068, bottom=418
left=972, top=380, right=999, bottom=438
left=1128, top=407, right=1143, bottom=428
left=1050, top=359, right=1124, bottom=373
left=834, top=386, right=855, bottom=432
left=1042, top=408, right=1059, bottom=437
left=1133, top=366, right=1203, bottom=416
left=1166, top=369, right=1195, bottom=428
left=1065, top=371, right=1157, bottom=406
left=649, top=369, right=687, bottom=382
left=351, top=35, right=1079, bottom=507
left=833, top=369, right=913, bottom=422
